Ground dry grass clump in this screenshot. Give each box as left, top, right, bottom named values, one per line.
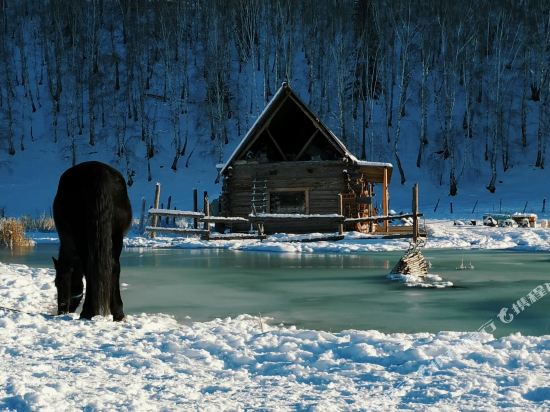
left=19, top=214, right=56, bottom=232
left=0, top=218, right=34, bottom=249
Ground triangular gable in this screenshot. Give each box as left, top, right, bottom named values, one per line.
left=218, top=83, right=352, bottom=177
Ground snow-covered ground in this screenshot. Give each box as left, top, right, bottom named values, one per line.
left=112, top=220, right=550, bottom=253
left=1, top=261, right=549, bottom=410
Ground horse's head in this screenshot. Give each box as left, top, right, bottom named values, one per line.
left=52, top=256, right=75, bottom=314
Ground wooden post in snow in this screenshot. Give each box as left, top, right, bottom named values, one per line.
left=193, top=189, right=198, bottom=229
left=138, top=197, right=146, bottom=234
left=383, top=167, right=389, bottom=233
left=412, top=183, right=419, bottom=243
left=166, top=195, right=172, bottom=226
left=338, top=194, right=344, bottom=235
left=203, top=191, right=210, bottom=239
left=151, top=183, right=161, bottom=238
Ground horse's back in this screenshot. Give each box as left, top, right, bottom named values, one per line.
left=54, top=161, right=132, bottom=235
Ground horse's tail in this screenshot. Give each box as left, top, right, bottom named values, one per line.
left=86, top=178, right=113, bottom=316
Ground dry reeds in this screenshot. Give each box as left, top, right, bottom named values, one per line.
left=0, top=218, right=34, bottom=249
left=19, top=214, right=56, bottom=232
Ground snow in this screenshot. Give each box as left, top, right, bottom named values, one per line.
left=387, top=272, right=454, bottom=289
left=250, top=212, right=343, bottom=219
left=346, top=153, right=394, bottom=168
left=1, top=261, right=549, bottom=410
left=120, top=220, right=550, bottom=253
left=425, top=220, right=550, bottom=251
left=148, top=208, right=205, bottom=217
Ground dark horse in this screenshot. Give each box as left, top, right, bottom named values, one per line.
left=53, top=161, right=132, bottom=320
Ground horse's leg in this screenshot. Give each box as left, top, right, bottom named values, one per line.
left=69, top=267, right=84, bottom=312
left=80, top=256, right=95, bottom=320
left=110, top=234, right=125, bottom=321
left=80, top=287, right=94, bottom=319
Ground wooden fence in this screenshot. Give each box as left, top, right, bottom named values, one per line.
left=144, top=183, right=425, bottom=241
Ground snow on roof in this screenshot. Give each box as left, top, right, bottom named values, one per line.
left=216, top=83, right=392, bottom=181
left=346, top=152, right=393, bottom=168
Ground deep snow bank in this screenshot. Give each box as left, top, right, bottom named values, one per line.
left=1, top=262, right=549, bottom=410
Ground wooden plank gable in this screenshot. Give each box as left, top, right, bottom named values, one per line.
left=219, top=83, right=350, bottom=173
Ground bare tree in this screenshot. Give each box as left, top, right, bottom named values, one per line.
left=530, top=5, right=550, bottom=169
left=41, top=1, right=64, bottom=144
left=204, top=0, right=232, bottom=162
left=392, top=2, right=416, bottom=185
left=1, top=33, right=16, bottom=155
left=487, top=11, right=521, bottom=192
left=234, top=0, right=260, bottom=115
left=331, top=8, right=353, bottom=145
left=416, top=27, right=433, bottom=168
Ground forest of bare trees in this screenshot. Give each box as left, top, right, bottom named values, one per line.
left=0, top=0, right=548, bottom=194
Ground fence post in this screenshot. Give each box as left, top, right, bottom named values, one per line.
left=151, top=183, right=161, bottom=238
left=412, top=183, right=419, bottom=243
left=166, top=195, right=172, bottom=226
left=203, top=191, right=210, bottom=239
left=382, top=167, right=389, bottom=232
left=193, top=189, right=198, bottom=229
left=338, top=194, right=344, bottom=235
left=138, top=197, right=146, bottom=234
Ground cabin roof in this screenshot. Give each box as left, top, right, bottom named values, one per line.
left=217, top=83, right=392, bottom=181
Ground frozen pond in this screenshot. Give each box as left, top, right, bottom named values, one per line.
left=2, top=244, right=549, bottom=336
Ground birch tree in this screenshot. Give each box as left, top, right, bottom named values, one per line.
left=486, top=11, right=520, bottom=192
left=392, top=2, right=415, bottom=185
left=531, top=4, right=550, bottom=169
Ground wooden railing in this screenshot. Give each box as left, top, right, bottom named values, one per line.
left=248, top=213, right=346, bottom=237
left=144, top=182, right=424, bottom=241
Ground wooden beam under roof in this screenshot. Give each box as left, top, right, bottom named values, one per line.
left=296, top=129, right=319, bottom=160
left=266, top=128, right=288, bottom=161
left=287, top=94, right=346, bottom=157
left=235, top=92, right=290, bottom=161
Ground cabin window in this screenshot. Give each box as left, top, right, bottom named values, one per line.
left=269, top=190, right=308, bottom=214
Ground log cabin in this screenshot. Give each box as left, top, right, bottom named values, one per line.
left=216, top=82, right=393, bottom=234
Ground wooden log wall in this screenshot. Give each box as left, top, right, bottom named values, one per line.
left=221, top=160, right=391, bottom=234
left=223, top=161, right=350, bottom=233
left=226, top=161, right=346, bottom=211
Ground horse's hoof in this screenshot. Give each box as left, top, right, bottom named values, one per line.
left=79, top=313, right=93, bottom=320
left=113, top=313, right=125, bottom=322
